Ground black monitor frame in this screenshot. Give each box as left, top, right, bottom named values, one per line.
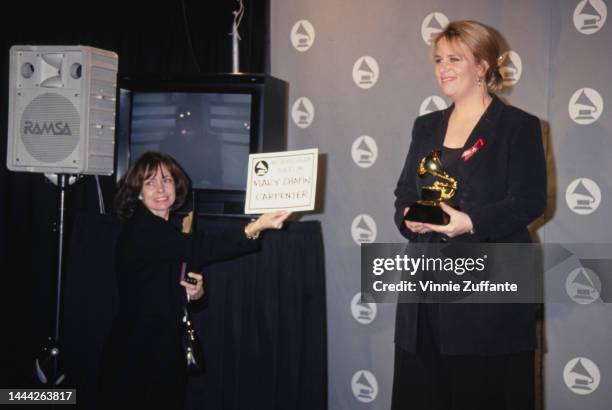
left=114, top=74, right=288, bottom=217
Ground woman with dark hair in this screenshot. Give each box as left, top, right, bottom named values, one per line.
left=101, top=151, right=289, bottom=408
left=392, top=21, right=546, bottom=409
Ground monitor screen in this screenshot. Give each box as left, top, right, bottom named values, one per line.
left=129, top=91, right=252, bottom=190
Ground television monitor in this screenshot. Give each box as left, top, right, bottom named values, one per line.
left=115, top=74, right=288, bottom=215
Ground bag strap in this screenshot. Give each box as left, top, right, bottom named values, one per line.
left=180, top=211, right=194, bottom=303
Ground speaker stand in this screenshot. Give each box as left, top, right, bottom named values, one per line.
left=35, top=174, right=69, bottom=387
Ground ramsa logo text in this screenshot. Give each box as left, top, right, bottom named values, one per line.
left=23, top=121, right=72, bottom=136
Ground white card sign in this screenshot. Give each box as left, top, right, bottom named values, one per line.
left=244, top=148, right=319, bottom=214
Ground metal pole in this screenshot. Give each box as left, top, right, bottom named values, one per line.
left=232, top=21, right=239, bottom=73
left=55, top=174, right=66, bottom=344
left=53, top=174, right=67, bottom=386
left=34, top=174, right=68, bottom=388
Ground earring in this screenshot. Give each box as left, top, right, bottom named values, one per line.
left=138, top=195, right=143, bottom=200
left=477, top=77, right=482, bottom=87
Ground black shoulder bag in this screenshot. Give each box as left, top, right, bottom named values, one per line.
left=179, top=211, right=205, bottom=374
left=180, top=262, right=205, bottom=374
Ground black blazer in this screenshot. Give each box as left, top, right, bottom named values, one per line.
left=101, top=204, right=258, bottom=404
left=393, top=95, right=546, bottom=354
left=113, top=204, right=258, bottom=324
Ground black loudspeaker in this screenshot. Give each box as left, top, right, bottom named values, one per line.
left=7, top=45, right=118, bottom=175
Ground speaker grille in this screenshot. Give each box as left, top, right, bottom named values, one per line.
left=20, top=93, right=80, bottom=163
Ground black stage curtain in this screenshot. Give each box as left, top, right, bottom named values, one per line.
left=61, top=213, right=327, bottom=410
left=0, top=0, right=269, bottom=387
left=186, top=218, right=327, bottom=410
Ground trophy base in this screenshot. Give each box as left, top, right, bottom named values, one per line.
left=404, top=202, right=449, bottom=225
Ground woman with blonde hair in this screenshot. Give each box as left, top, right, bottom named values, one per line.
left=393, top=21, right=546, bottom=409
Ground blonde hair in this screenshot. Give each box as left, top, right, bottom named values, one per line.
left=433, top=20, right=504, bottom=91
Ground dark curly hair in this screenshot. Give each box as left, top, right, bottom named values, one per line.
left=114, top=151, right=190, bottom=219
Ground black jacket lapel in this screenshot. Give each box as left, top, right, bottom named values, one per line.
left=453, top=94, right=505, bottom=184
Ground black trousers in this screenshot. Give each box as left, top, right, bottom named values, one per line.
left=391, top=305, right=534, bottom=410
left=97, top=321, right=187, bottom=410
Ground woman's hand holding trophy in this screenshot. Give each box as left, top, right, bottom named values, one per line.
left=403, top=150, right=473, bottom=237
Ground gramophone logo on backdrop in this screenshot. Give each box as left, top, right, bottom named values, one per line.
left=565, top=267, right=602, bottom=304
left=499, top=51, right=522, bottom=87
left=291, top=20, right=315, bottom=51
left=351, top=214, right=377, bottom=245
left=291, top=97, right=314, bottom=128
left=351, top=370, right=378, bottom=403
left=421, top=12, right=449, bottom=45
left=574, top=0, right=607, bottom=34
left=569, top=88, right=603, bottom=124
left=565, top=178, right=601, bottom=215
left=351, top=136, right=378, bottom=168
left=563, top=357, right=601, bottom=395
left=352, top=56, right=380, bottom=89
left=350, top=292, right=377, bottom=324
left=419, top=95, right=448, bottom=116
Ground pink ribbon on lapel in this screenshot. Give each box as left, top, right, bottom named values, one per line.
left=461, top=137, right=486, bottom=162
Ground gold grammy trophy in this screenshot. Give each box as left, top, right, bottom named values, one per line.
left=404, top=150, right=458, bottom=225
